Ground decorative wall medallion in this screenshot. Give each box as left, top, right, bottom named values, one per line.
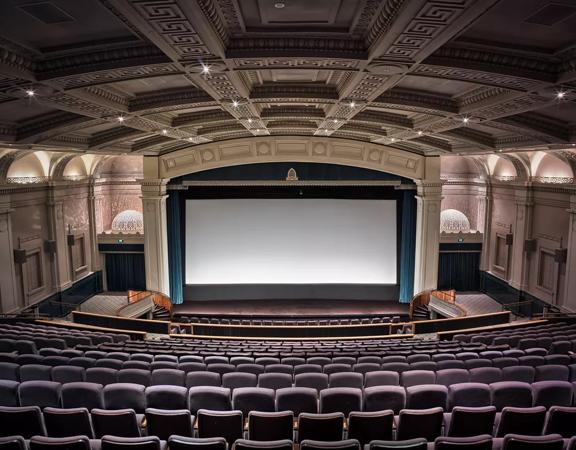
left=312, top=143, right=327, bottom=155
left=257, top=143, right=270, bottom=155
left=202, top=151, right=214, bottom=162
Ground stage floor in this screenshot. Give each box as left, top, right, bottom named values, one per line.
left=173, top=299, right=409, bottom=318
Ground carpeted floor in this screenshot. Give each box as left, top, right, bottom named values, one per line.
left=80, top=293, right=127, bottom=316
left=455, top=292, right=504, bottom=316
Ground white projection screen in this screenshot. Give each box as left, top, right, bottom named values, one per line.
left=185, top=199, right=397, bottom=285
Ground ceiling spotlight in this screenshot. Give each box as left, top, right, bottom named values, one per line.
left=417, top=130, right=423, bottom=136
left=462, top=117, right=470, bottom=124
left=117, top=116, right=125, bottom=123
left=333, top=119, right=338, bottom=124
left=325, top=129, right=329, bottom=134
left=161, top=129, right=168, bottom=135
left=349, top=101, right=356, bottom=108
left=25, top=89, right=35, bottom=97
left=232, top=100, right=239, bottom=108
left=556, top=90, right=567, bottom=99
left=248, top=118, right=253, bottom=124
left=255, top=129, right=261, bottom=133
left=390, top=137, right=396, bottom=142
left=188, top=137, right=194, bottom=142
left=201, top=64, right=211, bottom=75
left=274, top=2, right=285, bottom=8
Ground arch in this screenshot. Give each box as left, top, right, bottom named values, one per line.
left=50, top=153, right=77, bottom=179
left=486, top=154, right=518, bottom=179
left=94, top=155, right=143, bottom=178
left=531, top=151, right=574, bottom=181
left=499, top=153, right=529, bottom=180
left=4, top=151, right=48, bottom=181
left=158, top=137, right=425, bottom=180
left=441, top=155, right=485, bottom=179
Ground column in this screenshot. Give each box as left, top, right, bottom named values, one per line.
left=0, top=194, right=18, bottom=313
left=562, top=194, right=576, bottom=312
left=479, top=184, right=493, bottom=271
left=46, top=184, right=72, bottom=290
left=413, top=178, right=443, bottom=294
left=141, top=179, right=170, bottom=296
left=87, top=179, right=100, bottom=272
left=509, top=185, right=533, bottom=290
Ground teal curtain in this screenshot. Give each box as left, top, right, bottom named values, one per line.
left=399, top=189, right=417, bottom=303
left=167, top=191, right=183, bottom=304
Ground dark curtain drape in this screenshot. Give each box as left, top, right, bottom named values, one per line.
left=399, top=189, right=417, bottom=303
left=167, top=191, right=184, bottom=304
left=438, top=252, right=481, bottom=291
left=105, top=253, right=146, bottom=291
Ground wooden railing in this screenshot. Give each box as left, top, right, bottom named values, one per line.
left=127, top=290, right=173, bottom=318
left=432, top=289, right=456, bottom=303
left=409, top=288, right=458, bottom=320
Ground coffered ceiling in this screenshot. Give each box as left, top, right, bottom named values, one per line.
left=0, top=0, right=575, bottom=157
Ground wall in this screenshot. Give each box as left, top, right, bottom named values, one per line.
left=0, top=153, right=144, bottom=313
left=440, top=153, right=576, bottom=313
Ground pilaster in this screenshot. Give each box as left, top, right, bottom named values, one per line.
left=0, top=195, right=18, bottom=313
left=141, top=179, right=170, bottom=296
left=413, top=156, right=443, bottom=294
left=562, top=194, right=576, bottom=312
left=46, top=184, right=72, bottom=290
left=509, top=185, right=534, bottom=290
left=479, top=184, right=493, bottom=271
left=87, top=179, right=100, bottom=272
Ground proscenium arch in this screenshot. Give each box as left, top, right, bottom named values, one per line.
left=157, top=137, right=428, bottom=181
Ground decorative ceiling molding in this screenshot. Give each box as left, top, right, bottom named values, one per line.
left=0, top=0, right=573, bottom=157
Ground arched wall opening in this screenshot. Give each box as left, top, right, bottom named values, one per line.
left=165, top=161, right=418, bottom=306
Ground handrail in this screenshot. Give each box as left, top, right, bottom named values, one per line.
left=409, top=291, right=430, bottom=318
left=126, top=289, right=173, bottom=318
left=409, top=289, right=457, bottom=320
left=117, top=295, right=155, bottom=318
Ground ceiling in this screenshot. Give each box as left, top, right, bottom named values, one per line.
left=0, top=0, right=575, bottom=157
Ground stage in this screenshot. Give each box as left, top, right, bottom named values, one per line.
left=172, top=299, right=409, bottom=319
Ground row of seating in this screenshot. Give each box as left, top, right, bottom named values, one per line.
left=3, top=363, right=576, bottom=389
left=453, top=322, right=576, bottom=347
left=100, top=341, right=491, bottom=358
left=174, top=315, right=404, bottom=326
left=2, top=405, right=576, bottom=447
left=0, top=324, right=130, bottom=351
left=5, top=433, right=576, bottom=450
left=42, top=349, right=544, bottom=366
left=3, top=379, right=576, bottom=413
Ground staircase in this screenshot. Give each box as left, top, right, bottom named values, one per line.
left=127, top=290, right=173, bottom=321
left=409, top=289, right=456, bottom=322
left=411, top=303, right=431, bottom=321
left=152, top=303, right=171, bottom=321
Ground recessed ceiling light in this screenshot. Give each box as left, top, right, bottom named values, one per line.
left=232, top=100, right=239, bottom=108
left=161, top=129, right=167, bottom=135
left=333, top=119, right=338, bottom=124
left=417, top=130, right=423, bottom=136
left=117, top=116, right=125, bottom=123
left=462, top=117, right=470, bottom=124
left=201, top=64, right=210, bottom=75
left=556, top=91, right=566, bottom=99
left=349, top=101, right=356, bottom=108
left=248, top=118, right=253, bottom=124
left=25, top=89, right=35, bottom=97
left=390, top=137, right=396, bottom=142
left=274, top=2, right=285, bottom=8
left=188, top=137, right=194, bottom=142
